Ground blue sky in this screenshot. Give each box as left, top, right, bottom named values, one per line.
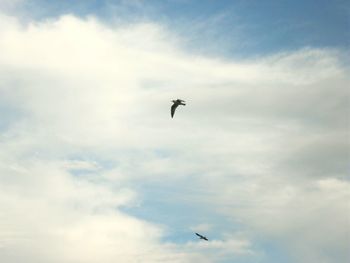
left=13, top=0, right=350, bottom=57
left=0, top=1, right=349, bottom=263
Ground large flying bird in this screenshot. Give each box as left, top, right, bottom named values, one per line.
left=171, top=99, right=186, bottom=118
left=195, top=233, right=208, bottom=241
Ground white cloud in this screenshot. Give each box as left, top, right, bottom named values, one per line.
left=190, top=223, right=212, bottom=233
left=0, top=12, right=349, bottom=263
left=0, top=0, right=23, bottom=8
left=183, top=237, right=253, bottom=261
left=0, top=156, right=197, bottom=263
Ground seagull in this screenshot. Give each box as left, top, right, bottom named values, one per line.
left=195, top=233, right=208, bottom=241
left=171, top=99, right=186, bottom=118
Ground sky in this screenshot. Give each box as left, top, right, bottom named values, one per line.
left=0, top=0, right=349, bottom=263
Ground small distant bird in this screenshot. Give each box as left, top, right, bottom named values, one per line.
left=195, top=233, right=208, bottom=241
left=171, top=99, right=186, bottom=118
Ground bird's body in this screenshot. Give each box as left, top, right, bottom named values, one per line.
left=171, top=99, right=186, bottom=118
left=195, top=233, right=208, bottom=241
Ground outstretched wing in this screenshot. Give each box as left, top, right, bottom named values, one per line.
left=195, top=233, right=208, bottom=241
left=171, top=103, right=178, bottom=118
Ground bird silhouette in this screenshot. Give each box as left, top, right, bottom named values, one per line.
left=171, top=99, right=186, bottom=118
left=195, top=233, right=208, bottom=241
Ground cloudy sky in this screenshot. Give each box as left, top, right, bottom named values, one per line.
left=0, top=1, right=349, bottom=262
